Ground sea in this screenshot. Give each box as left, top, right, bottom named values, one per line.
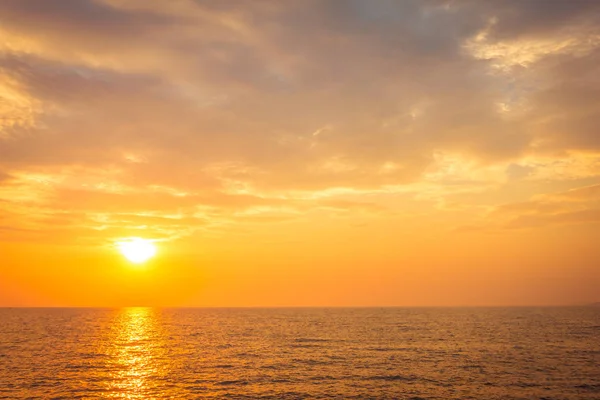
left=0, top=307, right=598, bottom=399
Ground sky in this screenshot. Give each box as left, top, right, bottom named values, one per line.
left=0, top=0, right=599, bottom=307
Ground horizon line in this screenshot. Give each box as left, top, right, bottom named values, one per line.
left=0, top=304, right=597, bottom=309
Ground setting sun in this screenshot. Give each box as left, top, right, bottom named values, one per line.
left=117, top=238, right=157, bottom=264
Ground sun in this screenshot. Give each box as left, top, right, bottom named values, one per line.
left=117, top=238, right=157, bottom=264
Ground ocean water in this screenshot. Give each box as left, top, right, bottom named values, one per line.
left=0, top=307, right=599, bottom=399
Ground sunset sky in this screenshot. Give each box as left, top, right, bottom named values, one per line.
left=1, top=0, right=599, bottom=307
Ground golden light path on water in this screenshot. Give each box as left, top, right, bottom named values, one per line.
left=105, top=308, right=170, bottom=398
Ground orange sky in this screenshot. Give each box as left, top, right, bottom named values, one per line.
left=0, top=0, right=599, bottom=307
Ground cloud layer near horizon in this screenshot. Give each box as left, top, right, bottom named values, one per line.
left=1, top=0, right=599, bottom=246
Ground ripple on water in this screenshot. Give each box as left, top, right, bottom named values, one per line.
left=0, top=307, right=599, bottom=399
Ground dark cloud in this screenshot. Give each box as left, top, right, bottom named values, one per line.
left=452, top=0, right=600, bottom=39
left=524, top=49, right=600, bottom=152
left=0, top=0, right=180, bottom=39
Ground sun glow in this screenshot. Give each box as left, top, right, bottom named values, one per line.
left=117, top=238, right=157, bottom=264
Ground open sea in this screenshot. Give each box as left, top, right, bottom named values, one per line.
left=0, top=307, right=599, bottom=399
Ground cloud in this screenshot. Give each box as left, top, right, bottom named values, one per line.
left=545, top=184, right=600, bottom=202
left=0, top=1, right=599, bottom=243
left=505, top=208, right=600, bottom=229
left=467, top=0, right=600, bottom=40
left=0, top=171, right=11, bottom=183
left=479, top=184, right=600, bottom=230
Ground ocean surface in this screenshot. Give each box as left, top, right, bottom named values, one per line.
left=0, top=307, right=599, bottom=399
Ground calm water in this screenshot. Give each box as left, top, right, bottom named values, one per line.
left=0, top=307, right=599, bottom=399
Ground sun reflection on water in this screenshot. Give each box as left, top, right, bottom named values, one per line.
left=106, top=307, right=168, bottom=398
